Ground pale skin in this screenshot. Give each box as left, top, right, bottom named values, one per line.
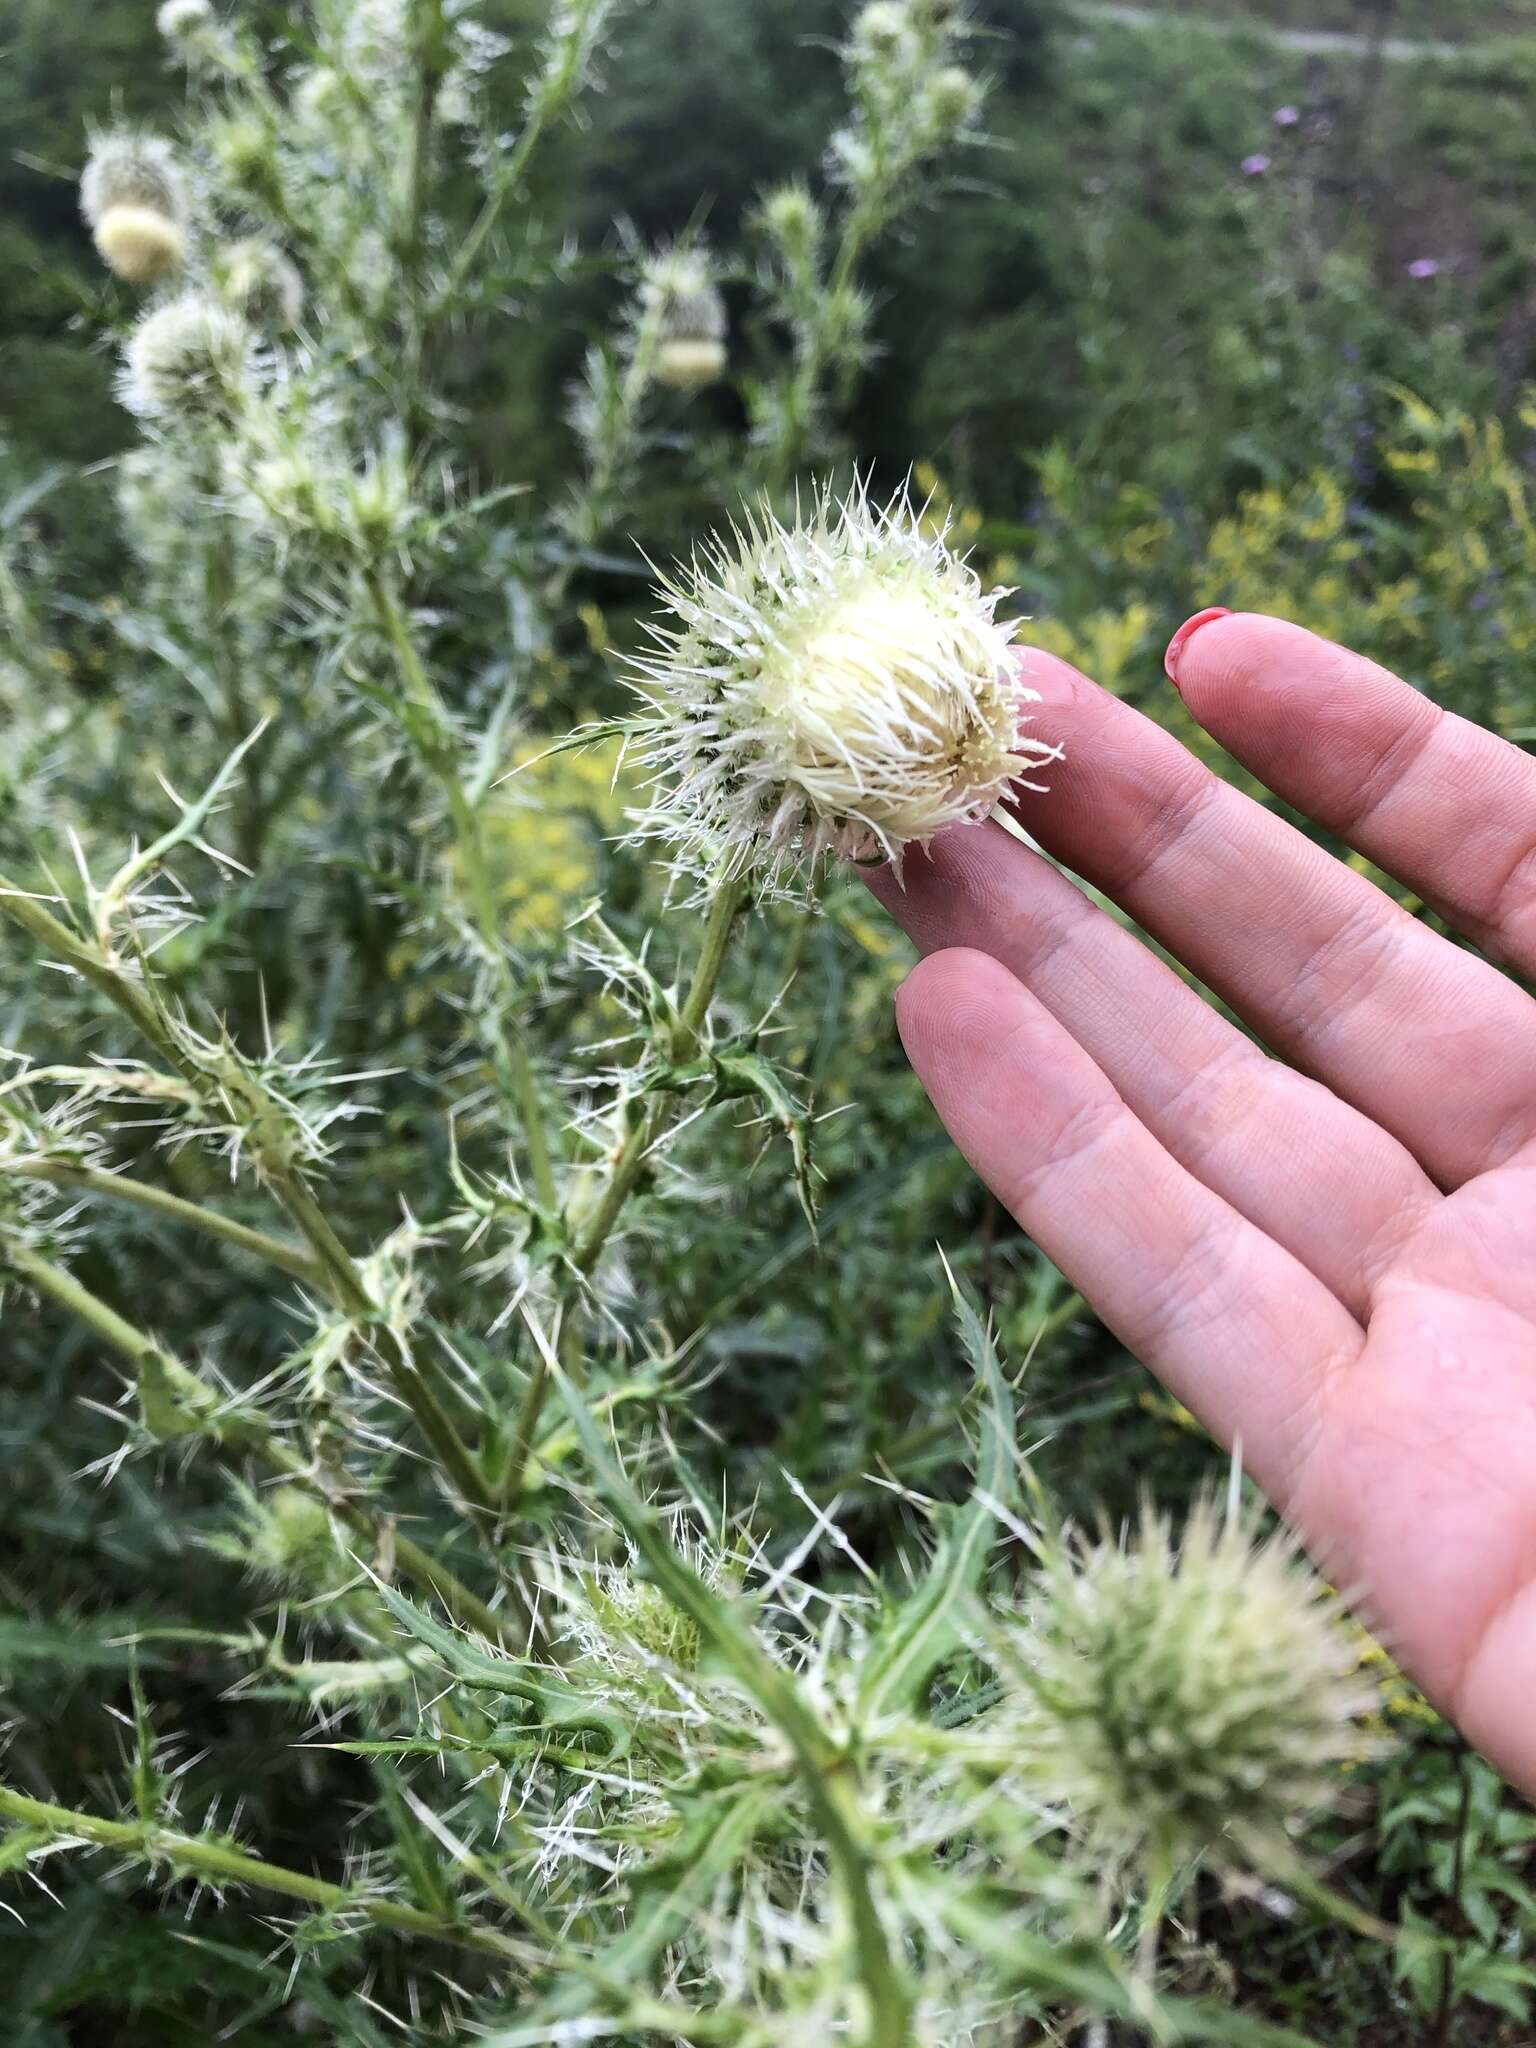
left=868, top=611, right=1536, bottom=1798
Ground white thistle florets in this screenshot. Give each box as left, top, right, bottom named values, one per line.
left=1007, top=1497, right=1381, bottom=1876
left=157, top=0, right=213, bottom=37
left=80, top=132, right=187, bottom=285
left=120, top=294, right=252, bottom=427
left=628, top=483, right=1058, bottom=892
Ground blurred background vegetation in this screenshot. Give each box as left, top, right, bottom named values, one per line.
left=6, top=0, right=1536, bottom=2041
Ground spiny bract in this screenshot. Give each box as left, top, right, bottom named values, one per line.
left=628, top=483, right=1061, bottom=892
left=1008, top=1496, right=1380, bottom=1874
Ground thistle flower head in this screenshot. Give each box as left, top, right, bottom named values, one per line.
left=120, top=294, right=252, bottom=427
left=926, top=62, right=982, bottom=133
left=639, top=241, right=726, bottom=337
left=627, top=483, right=1058, bottom=892
left=157, top=0, right=214, bottom=38
left=654, top=336, right=728, bottom=391
left=80, top=133, right=187, bottom=284
left=1008, top=1496, right=1380, bottom=1874
left=851, top=0, right=917, bottom=63
left=757, top=182, right=821, bottom=270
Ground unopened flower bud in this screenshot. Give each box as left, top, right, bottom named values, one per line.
left=245, top=1486, right=345, bottom=1594
left=637, top=244, right=728, bottom=393
left=851, top=0, right=915, bottom=62
left=628, top=483, right=1059, bottom=891
left=120, top=294, right=252, bottom=428
left=1010, top=1498, right=1381, bottom=1873
left=207, top=109, right=283, bottom=209
left=80, top=133, right=187, bottom=285
left=758, top=182, right=820, bottom=268
left=926, top=64, right=981, bottom=132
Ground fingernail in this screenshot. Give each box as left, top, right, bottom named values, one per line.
left=1164, top=608, right=1233, bottom=689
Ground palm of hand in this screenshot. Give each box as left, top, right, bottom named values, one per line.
left=871, top=613, right=1536, bottom=1794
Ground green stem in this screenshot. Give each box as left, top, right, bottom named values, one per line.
left=4, top=1159, right=323, bottom=1289
left=501, top=878, right=748, bottom=1512
left=573, top=877, right=747, bottom=1278
left=365, top=574, right=559, bottom=1213
left=553, top=1369, right=914, bottom=2048
left=0, top=1786, right=523, bottom=1960
left=2, top=1241, right=510, bottom=1647
left=432, top=0, right=601, bottom=319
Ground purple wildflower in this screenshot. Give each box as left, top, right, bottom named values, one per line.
left=1273, top=105, right=1301, bottom=128
left=1406, top=257, right=1442, bottom=281
left=1241, top=154, right=1272, bottom=178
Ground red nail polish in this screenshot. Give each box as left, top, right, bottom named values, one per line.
left=1164, top=608, right=1233, bottom=688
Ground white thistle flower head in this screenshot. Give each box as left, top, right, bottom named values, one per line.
left=214, top=236, right=304, bottom=329
left=628, top=483, right=1059, bottom=892
left=654, top=336, right=728, bottom=391
left=1008, top=1496, right=1381, bottom=1875
left=157, top=0, right=214, bottom=38
left=80, top=133, right=187, bottom=284
left=120, top=294, right=252, bottom=428
left=851, top=0, right=918, bottom=63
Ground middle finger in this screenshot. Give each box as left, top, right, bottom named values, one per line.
left=1010, top=650, right=1536, bottom=1190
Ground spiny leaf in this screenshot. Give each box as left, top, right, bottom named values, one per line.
left=371, top=1579, right=633, bottom=1760
left=856, top=1264, right=1023, bottom=1720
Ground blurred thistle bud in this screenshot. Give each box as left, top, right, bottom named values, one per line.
left=213, top=236, right=304, bottom=330
left=206, top=107, right=284, bottom=211
left=241, top=1485, right=346, bottom=1595
left=1010, top=1497, right=1381, bottom=1875
left=926, top=63, right=982, bottom=133
left=156, top=0, right=213, bottom=41
left=80, top=132, right=187, bottom=285
left=757, top=182, right=821, bottom=272
left=626, top=482, right=1058, bottom=891
left=638, top=244, right=728, bottom=392
left=120, top=293, right=253, bottom=428
left=850, top=0, right=917, bottom=64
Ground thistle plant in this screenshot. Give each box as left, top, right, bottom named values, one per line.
left=0, top=3, right=1389, bottom=2042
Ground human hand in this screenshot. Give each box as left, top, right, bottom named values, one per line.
left=869, top=611, right=1536, bottom=1796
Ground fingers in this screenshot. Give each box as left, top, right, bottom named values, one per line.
left=1169, top=611, right=1536, bottom=979
left=1010, top=649, right=1536, bottom=1189
left=894, top=947, right=1363, bottom=1497
left=868, top=822, right=1439, bottom=1317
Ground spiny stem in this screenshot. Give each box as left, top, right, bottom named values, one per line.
left=501, top=878, right=749, bottom=1511
left=3, top=1158, right=323, bottom=1289
left=0, top=870, right=499, bottom=1564
left=1, top=1241, right=512, bottom=1648
left=365, top=572, right=559, bottom=1213
left=433, top=0, right=604, bottom=317
left=0, top=1786, right=524, bottom=1961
